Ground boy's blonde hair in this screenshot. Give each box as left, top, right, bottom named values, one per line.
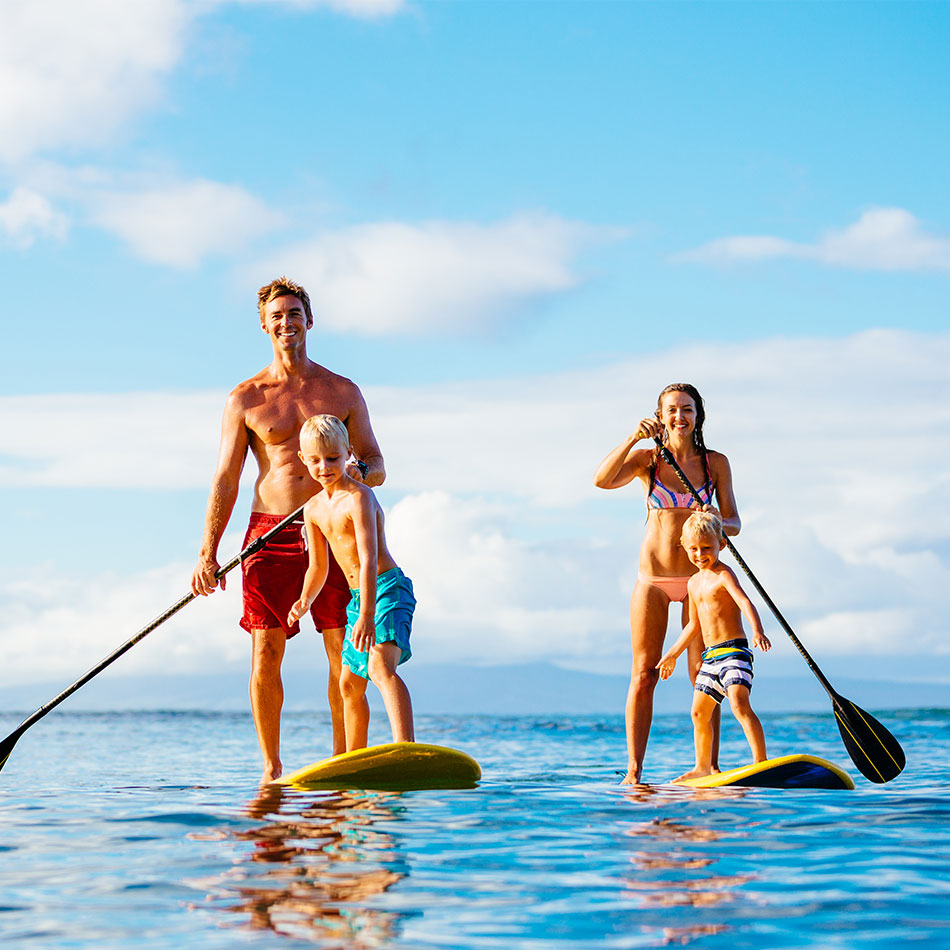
left=300, top=414, right=349, bottom=454
left=681, top=510, right=723, bottom=545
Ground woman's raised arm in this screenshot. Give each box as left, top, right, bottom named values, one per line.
left=593, top=417, right=663, bottom=490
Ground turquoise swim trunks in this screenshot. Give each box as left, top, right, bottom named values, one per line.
left=342, top=567, right=415, bottom=680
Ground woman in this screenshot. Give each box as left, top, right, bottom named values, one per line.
left=593, top=383, right=740, bottom=784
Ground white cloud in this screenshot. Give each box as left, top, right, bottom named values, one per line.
left=0, top=533, right=250, bottom=682
left=2, top=329, right=948, bottom=676
left=0, top=391, right=225, bottom=489
left=387, top=491, right=626, bottom=668
left=799, top=608, right=922, bottom=656
left=15, top=165, right=285, bottom=267
left=0, top=0, right=406, bottom=165
left=261, top=213, right=625, bottom=335
left=0, top=0, right=189, bottom=163
left=678, top=207, right=950, bottom=272
left=0, top=187, right=68, bottom=247
left=92, top=178, right=285, bottom=268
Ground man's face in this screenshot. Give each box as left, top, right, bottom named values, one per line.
left=261, top=294, right=311, bottom=348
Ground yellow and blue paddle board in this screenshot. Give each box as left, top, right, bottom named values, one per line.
left=675, top=754, right=854, bottom=790
left=275, top=742, right=481, bottom=791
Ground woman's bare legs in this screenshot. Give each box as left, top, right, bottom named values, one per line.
left=623, top=580, right=673, bottom=784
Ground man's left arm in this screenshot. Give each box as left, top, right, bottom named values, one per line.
left=346, top=385, right=386, bottom=487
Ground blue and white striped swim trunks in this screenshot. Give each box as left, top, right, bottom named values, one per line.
left=694, top=638, right=754, bottom=705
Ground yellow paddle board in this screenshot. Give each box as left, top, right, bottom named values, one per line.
left=674, top=754, right=854, bottom=790
left=274, top=742, right=481, bottom=790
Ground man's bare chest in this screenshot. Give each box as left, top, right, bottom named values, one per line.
left=246, top=389, right=350, bottom=446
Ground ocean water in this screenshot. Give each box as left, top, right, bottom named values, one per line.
left=0, top=706, right=948, bottom=949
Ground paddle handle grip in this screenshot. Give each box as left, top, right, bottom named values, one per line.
left=653, top=439, right=836, bottom=697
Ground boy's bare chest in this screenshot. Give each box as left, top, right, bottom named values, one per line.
left=693, top=573, right=726, bottom=605
left=314, top=504, right=357, bottom=550
left=246, top=386, right=350, bottom=446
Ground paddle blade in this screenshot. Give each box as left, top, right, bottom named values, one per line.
left=0, top=729, right=23, bottom=774
left=832, top=696, right=905, bottom=783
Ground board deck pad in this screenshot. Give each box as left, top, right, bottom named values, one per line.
left=674, top=754, right=855, bottom=790
left=275, top=742, right=481, bottom=790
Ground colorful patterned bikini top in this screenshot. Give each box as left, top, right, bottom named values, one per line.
left=646, top=474, right=714, bottom=510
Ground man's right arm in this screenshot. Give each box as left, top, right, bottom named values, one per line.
left=191, top=392, right=249, bottom=596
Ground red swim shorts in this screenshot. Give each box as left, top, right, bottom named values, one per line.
left=240, top=512, right=350, bottom=638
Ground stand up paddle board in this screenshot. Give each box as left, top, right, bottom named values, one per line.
left=274, top=742, right=481, bottom=791
left=674, top=754, right=854, bottom=790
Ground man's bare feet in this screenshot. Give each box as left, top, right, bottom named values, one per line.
left=673, top=766, right=712, bottom=783
left=620, top=766, right=643, bottom=785
left=260, top=761, right=282, bottom=785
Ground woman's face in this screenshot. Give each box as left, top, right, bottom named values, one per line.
left=658, top=391, right=697, bottom=438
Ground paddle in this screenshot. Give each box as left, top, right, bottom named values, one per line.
left=0, top=505, right=306, bottom=774
left=653, top=439, right=905, bottom=784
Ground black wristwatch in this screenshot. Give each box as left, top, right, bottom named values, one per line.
left=356, top=460, right=369, bottom=479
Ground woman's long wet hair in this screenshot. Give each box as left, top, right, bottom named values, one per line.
left=647, top=383, right=711, bottom=496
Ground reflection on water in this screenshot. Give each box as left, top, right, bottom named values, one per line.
left=618, top=786, right=751, bottom=944
left=193, top=784, right=408, bottom=946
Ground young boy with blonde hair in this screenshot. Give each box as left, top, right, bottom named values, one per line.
left=288, top=414, right=415, bottom=752
left=656, top=510, right=771, bottom=782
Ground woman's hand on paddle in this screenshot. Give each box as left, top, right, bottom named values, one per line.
left=656, top=654, right=676, bottom=680
left=351, top=616, right=377, bottom=653
left=191, top=556, right=223, bottom=596
left=287, top=596, right=313, bottom=626
left=634, top=417, right=664, bottom=443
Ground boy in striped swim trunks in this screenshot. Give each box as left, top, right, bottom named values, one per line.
left=655, top=510, right=771, bottom=782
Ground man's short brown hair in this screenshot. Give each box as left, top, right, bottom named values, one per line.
left=257, top=276, right=313, bottom=325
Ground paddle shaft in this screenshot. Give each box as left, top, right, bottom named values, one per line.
left=1, top=504, right=306, bottom=763
left=652, top=440, right=837, bottom=696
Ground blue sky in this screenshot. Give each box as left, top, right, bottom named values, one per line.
left=1, top=1, right=948, bottom=702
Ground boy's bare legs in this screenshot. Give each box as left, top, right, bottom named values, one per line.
left=623, top=582, right=670, bottom=784
left=727, top=684, right=767, bottom=763
left=250, top=628, right=287, bottom=785
left=340, top=667, right=370, bottom=752
left=322, top=627, right=346, bottom=755
left=368, top=641, right=414, bottom=744
left=685, top=604, right=720, bottom=773
left=674, top=691, right=719, bottom=782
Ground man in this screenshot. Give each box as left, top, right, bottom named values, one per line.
left=191, top=276, right=385, bottom=784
